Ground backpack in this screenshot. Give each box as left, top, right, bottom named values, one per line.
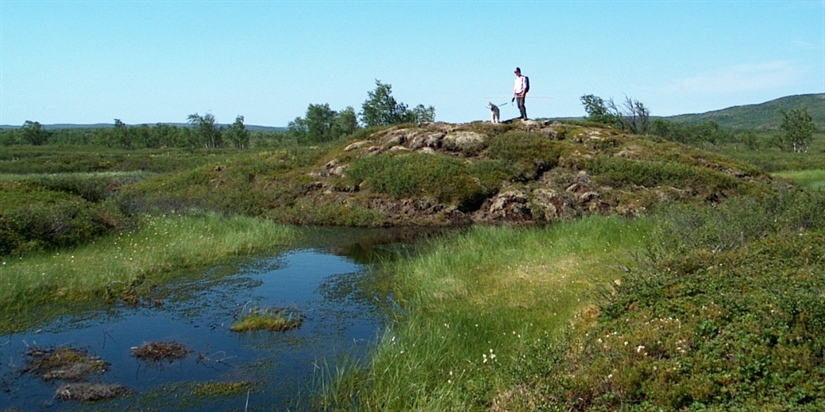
left=524, top=76, right=530, bottom=93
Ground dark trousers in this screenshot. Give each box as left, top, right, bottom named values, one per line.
left=516, top=95, right=527, bottom=119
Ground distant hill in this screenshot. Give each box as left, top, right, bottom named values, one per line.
left=664, top=93, right=825, bottom=131
left=0, top=123, right=287, bottom=132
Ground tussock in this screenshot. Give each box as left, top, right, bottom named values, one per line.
left=131, top=341, right=190, bottom=362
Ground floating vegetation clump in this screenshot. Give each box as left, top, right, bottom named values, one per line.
left=230, top=307, right=303, bottom=332
left=190, top=381, right=254, bottom=397
left=131, top=341, right=190, bottom=362
left=56, top=382, right=130, bottom=402
left=23, top=346, right=109, bottom=381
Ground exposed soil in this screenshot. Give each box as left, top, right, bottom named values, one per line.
left=131, top=341, right=191, bottom=362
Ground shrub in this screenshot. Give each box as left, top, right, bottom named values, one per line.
left=485, top=131, right=562, bottom=181
left=587, top=156, right=740, bottom=192
left=467, top=159, right=514, bottom=191
left=4, top=172, right=145, bottom=202
left=348, top=152, right=489, bottom=209
left=0, top=187, right=128, bottom=255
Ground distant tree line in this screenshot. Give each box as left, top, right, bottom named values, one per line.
left=581, top=94, right=818, bottom=152
left=0, top=81, right=435, bottom=149
left=0, top=116, right=252, bottom=149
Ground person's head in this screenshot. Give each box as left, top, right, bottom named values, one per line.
left=514, top=67, right=521, bottom=75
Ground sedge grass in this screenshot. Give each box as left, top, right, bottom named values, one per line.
left=0, top=212, right=297, bottom=333
left=229, top=307, right=303, bottom=332
left=319, top=215, right=653, bottom=411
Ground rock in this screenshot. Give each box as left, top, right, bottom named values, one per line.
left=322, top=159, right=347, bottom=177
left=487, top=190, right=531, bottom=221
left=409, top=132, right=445, bottom=150
left=382, top=130, right=407, bottom=148
left=532, top=188, right=576, bottom=220
left=566, top=183, right=590, bottom=193
left=344, top=140, right=370, bottom=152
left=306, top=181, right=324, bottom=193
left=521, top=120, right=542, bottom=131
left=442, top=131, right=486, bottom=154
left=389, top=145, right=411, bottom=153
left=578, top=191, right=599, bottom=204
left=589, top=201, right=611, bottom=213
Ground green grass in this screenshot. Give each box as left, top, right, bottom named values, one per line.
left=229, top=307, right=303, bottom=332
left=189, top=381, right=254, bottom=397
left=773, top=169, right=825, bottom=190
left=0, top=212, right=297, bottom=333
left=319, top=215, right=653, bottom=411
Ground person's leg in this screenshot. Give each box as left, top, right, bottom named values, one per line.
left=517, top=96, right=527, bottom=119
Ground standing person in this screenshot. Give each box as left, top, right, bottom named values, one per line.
left=512, top=67, right=529, bottom=120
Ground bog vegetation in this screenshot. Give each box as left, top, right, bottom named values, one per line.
left=1, top=87, right=823, bottom=410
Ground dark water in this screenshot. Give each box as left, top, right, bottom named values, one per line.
left=0, top=229, right=418, bottom=411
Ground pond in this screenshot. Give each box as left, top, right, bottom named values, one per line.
left=0, top=228, right=420, bottom=411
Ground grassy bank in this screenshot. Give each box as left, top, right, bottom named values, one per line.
left=0, top=212, right=297, bottom=333
left=321, top=188, right=825, bottom=411
left=319, top=215, right=654, bottom=410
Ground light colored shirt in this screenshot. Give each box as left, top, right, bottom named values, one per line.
left=513, top=75, right=527, bottom=97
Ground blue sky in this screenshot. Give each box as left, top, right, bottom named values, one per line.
left=1, top=0, right=823, bottom=126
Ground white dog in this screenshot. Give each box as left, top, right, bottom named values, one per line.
left=486, top=102, right=500, bottom=124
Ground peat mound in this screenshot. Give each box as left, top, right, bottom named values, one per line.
left=23, top=346, right=108, bottom=382
left=131, top=341, right=190, bottom=362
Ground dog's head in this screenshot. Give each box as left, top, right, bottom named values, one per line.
left=486, top=102, right=496, bottom=110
